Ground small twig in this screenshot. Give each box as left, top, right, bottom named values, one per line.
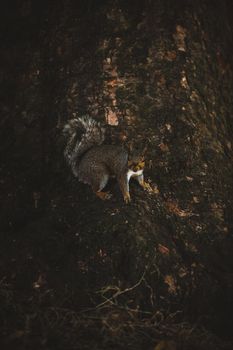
left=81, top=272, right=146, bottom=313
left=95, top=271, right=146, bottom=310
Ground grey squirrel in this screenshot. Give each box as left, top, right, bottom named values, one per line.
left=63, top=116, right=150, bottom=203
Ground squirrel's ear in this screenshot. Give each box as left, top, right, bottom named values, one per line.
left=127, top=142, right=134, bottom=153
left=142, top=145, right=148, bottom=156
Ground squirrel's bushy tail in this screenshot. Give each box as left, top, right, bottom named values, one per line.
left=63, top=116, right=105, bottom=176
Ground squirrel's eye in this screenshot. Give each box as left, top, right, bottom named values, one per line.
left=138, top=161, right=145, bottom=168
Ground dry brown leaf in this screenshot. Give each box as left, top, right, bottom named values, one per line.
left=33, top=273, right=47, bottom=289
left=165, top=123, right=172, bottom=132
left=173, top=25, right=187, bottom=52
left=164, top=50, right=177, bottom=61
left=158, top=244, right=170, bottom=255
left=107, top=79, right=120, bottom=88
left=105, top=108, right=119, bottom=126
left=178, top=267, right=188, bottom=278
left=180, top=71, right=189, bottom=89
left=193, top=196, right=199, bottom=203
left=165, top=199, right=192, bottom=217
left=154, top=340, right=177, bottom=350
left=158, top=143, right=169, bottom=152
left=186, top=176, right=193, bottom=182
left=210, top=202, right=224, bottom=220
left=190, top=90, right=199, bottom=101
left=119, top=131, right=128, bottom=141
left=157, top=75, right=166, bottom=87
left=164, top=275, right=177, bottom=294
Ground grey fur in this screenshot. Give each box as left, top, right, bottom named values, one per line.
left=63, top=116, right=105, bottom=177
left=63, top=115, right=145, bottom=201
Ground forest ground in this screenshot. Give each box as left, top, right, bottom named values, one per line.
left=0, top=1, right=233, bottom=349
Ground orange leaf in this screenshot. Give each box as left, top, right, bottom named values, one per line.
left=164, top=275, right=176, bottom=294
left=105, top=108, right=119, bottom=126
left=158, top=143, right=169, bottom=152
left=165, top=199, right=192, bottom=217
left=158, top=244, right=170, bottom=255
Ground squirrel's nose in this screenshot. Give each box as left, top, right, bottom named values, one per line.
left=136, top=161, right=145, bottom=171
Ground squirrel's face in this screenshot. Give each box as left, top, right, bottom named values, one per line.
left=127, top=144, right=147, bottom=172
left=128, top=155, right=145, bottom=172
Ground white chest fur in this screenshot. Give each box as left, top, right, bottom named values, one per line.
left=127, top=169, right=143, bottom=181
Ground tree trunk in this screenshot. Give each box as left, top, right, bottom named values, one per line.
left=1, top=1, right=233, bottom=349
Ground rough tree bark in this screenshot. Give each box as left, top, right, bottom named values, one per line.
left=0, top=1, right=233, bottom=349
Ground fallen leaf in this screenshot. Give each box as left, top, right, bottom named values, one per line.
left=186, top=176, right=193, bottom=182
left=178, top=267, right=188, bottom=278
left=173, top=25, right=187, bottom=52
left=165, top=199, right=192, bottom=217
left=190, top=90, right=199, bottom=101
left=154, top=340, right=177, bottom=350
left=164, top=275, right=177, bottom=294
left=159, top=143, right=169, bottom=152
left=105, top=108, right=119, bottom=126
left=180, top=71, right=189, bottom=89
left=119, top=131, right=128, bottom=141
left=107, top=79, right=119, bottom=88
left=164, top=51, right=177, bottom=61
left=33, top=273, right=47, bottom=289
left=165, top=123, right=172, bottom=132
left=158, top=244, right=170, bottom=255
left=193, top=196, right=199, bottom=203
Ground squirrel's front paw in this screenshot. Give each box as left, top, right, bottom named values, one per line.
left=124, top=192, right=131, bottom=204
left=96, top=191, right=112, bottom=200
left=142, top=181, right=153, bottom=191
left=142, top=181, right=159, bottom=194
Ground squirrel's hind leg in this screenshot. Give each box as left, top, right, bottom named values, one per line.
left=95, top=191, right=112, bottom=200
left=92, top=169, right=112, bottom=200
